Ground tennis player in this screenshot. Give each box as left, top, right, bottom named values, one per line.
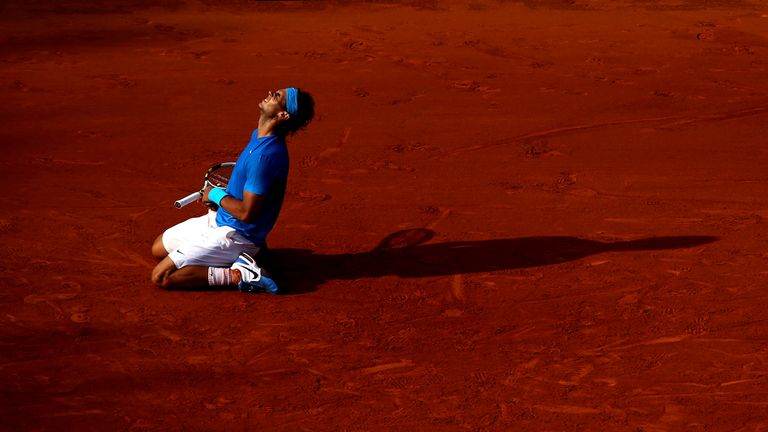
left=150, top=88, right=314, bottom=293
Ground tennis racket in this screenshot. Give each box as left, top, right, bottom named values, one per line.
left=174, top=162, right=236, bottom=209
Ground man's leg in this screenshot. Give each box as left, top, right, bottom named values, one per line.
left=149, top=213, right=274, bottom=291
left=151, top=257, right=212, bottom=289
left=152, top=212, right=212, bottom=261
left=152, top=256, right=246, bottom=290
left=151, top=253, right=277, bottom=293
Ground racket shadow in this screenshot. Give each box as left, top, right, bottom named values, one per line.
left=266, top=229, right=718, bottom=295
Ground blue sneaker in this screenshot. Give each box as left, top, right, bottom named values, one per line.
left=231, top=252, right=279, bottom=294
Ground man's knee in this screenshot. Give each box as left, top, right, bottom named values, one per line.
left=151, top=259, right=176, bottom=289
left=151, top=268, right=170, bottom=289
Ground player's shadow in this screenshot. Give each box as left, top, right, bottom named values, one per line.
left=264, top=229, right=718, bottom=294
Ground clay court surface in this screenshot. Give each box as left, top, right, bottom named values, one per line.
left=2, top=0, right=768, bottom=430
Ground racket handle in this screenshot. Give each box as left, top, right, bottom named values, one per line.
left=174, top=191, right=202, bottom=209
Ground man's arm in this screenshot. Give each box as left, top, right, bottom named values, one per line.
left=203, top=185, right=265, bottom=224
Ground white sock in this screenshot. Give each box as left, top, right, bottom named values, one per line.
left=207, top=267, right=237, bottom=286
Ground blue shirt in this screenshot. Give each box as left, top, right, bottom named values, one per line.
left=216, top=129, right=289, bottom=246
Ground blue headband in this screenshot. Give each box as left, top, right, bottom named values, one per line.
left=286, top=88, right=299, bottom=116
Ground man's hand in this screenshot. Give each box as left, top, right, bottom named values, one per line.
left=201, top=184, right=219, bottom=210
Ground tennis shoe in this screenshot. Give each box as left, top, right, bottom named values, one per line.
left=231, top=252, right=279, bottom=294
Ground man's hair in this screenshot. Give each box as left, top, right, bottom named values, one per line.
left=278, top=90, right=315, bottom=137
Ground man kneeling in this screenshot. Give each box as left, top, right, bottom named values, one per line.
left=150, top=88, right=314, bottom=293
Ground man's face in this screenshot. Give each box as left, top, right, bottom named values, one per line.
left=259, top=88, right=288, bottom=118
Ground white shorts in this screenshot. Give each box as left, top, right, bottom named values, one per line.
left=162, top=210, right=260, bottom=269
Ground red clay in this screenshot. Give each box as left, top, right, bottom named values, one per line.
left=2, top=1, right=768, bottom=430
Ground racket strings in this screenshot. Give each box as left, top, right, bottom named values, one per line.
left=208, top=169, right=233, bottom=188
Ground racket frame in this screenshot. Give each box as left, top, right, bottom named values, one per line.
left=174, top=162, right=236, bottom=209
